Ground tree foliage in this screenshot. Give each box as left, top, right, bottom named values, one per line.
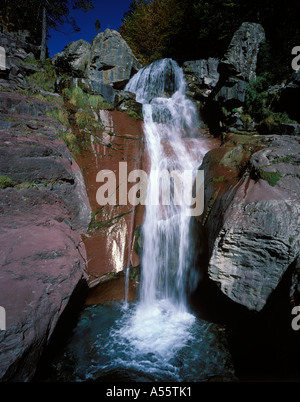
left=119, top=0, right=300, bottom=82
left=95, top=18, right=101, bottom=34
left=0, top=0, right=94, bottom=57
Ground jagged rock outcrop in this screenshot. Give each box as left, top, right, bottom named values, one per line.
left=201, top=133, right=300, bottom=311
left=51, top=39, right=90, bottom=78
left=183, top=58, right=220, bottom=96
left=0, top=90, right=91, bottom=381
left=184, top=22, right=265, bottom=98
left=215, top=22, right=265, bottom=106
left=183, top=22, right=266, bottom=133
left=52, top=29, right=142, bottom=103
left=87, top=29, right=142, bottom=89
left=219, top=22, right=265, bottom=81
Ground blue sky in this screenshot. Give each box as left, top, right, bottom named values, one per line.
left=47, top=0, right=133, bottom=57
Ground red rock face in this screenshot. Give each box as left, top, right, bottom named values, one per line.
left=0, top=189, right=87, bottom=379
left=75, top=111, right=146, bottom=302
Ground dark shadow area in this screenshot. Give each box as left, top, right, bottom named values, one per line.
left=33, top=279, right=89, bottom=382
left=201, top=99, right=224, bottom=138
left=190, top=260, right=300, bottom=382
left=227, top=261, right=300, bottom=382
left=189, top=276, right=255, bottom=327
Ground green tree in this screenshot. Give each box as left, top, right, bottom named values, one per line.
left=39, top=0, right=94, bottom=61
left=119, top=0, right=300, bottom=82
left=95, top=18, right=101, bottom=34
left=0, top=0, right=94, bottom=61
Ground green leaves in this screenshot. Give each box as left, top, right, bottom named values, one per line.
left=119, top=0, right=300, bottom=71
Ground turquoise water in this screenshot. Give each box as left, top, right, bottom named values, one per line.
left=44, top=300, right=235, bottom=382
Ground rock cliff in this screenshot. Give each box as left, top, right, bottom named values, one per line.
left=183, top=22, right=266, bottom=133
left=0, top=48, right=91, bottom=379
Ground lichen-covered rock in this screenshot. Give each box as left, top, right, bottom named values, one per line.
left=215, top=77, right=248, bottom=104
left=52, top=39, right=91, bottom=78
left=183, top=58, right=220, bottom=90
left=213, top=22, right=265, bottom=108
left=52, top=29, right=142, bottom=103
left=87, top=29, right=142, bottom=89
left=219, top=22, right=265, bottom=81
left=0, top=31, right=41, bottom=86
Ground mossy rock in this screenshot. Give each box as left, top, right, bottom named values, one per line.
left=219, top=145, right=246, bottom=168
left=0, top=175, right=13, bottom=189
left=258, top=168, right=281, bottom=186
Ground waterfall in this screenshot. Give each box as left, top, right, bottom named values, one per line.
left=41, top=59, right=236, bottom=383
left=125, top=58, right=201, bottom=311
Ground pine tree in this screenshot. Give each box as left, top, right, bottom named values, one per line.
left=95, top=18, right=101, bottom=34
left=0, top=0, right=94, bottom=61
left=39, top=0, right=94, bottom=61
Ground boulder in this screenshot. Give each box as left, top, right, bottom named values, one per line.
left=183, top=58, right=220, bottom=90
left=183, top=23, right=266, bottom=133
left=52, top=29, right=142, bottom=103
left=114, top=90, right=143, bottom=119
left=202, top=134, right=300, bottom=311
left=87, top=29, right=142, bottom=89
left=0, top=189, right=87, bottom=381
left=0, top=31, right=40, bottom=86
left=52, top=39, right=91, bottom=78
left=218, top=22, right=266, bottom=81
left=213, top=22, right=265, bottom=108
left=215, top=77, right=248, bottom=105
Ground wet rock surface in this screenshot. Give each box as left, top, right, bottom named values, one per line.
left=76, top=109, right=146, bottom=300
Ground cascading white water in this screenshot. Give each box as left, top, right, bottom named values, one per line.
left=125, top=58, right=201, bottom=311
